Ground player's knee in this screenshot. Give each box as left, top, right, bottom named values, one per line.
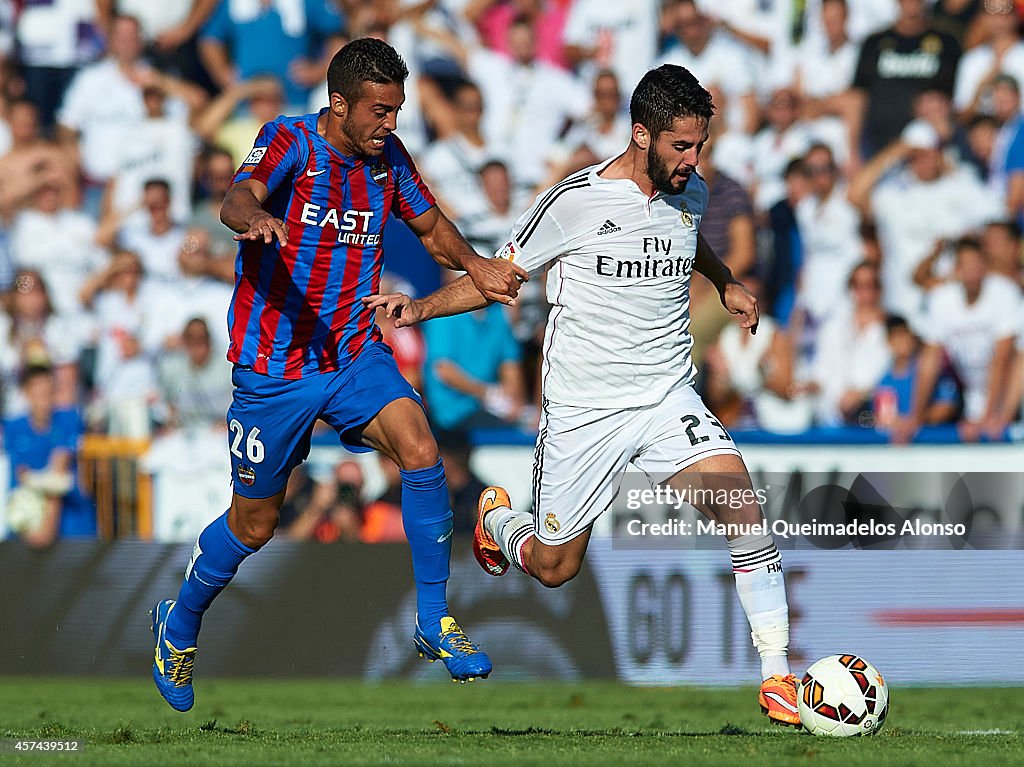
left=395, top=437, right=440, bottom=472
left=534, top=559, right=581, bottom=589
left=233, top=501, right=280, bottom=548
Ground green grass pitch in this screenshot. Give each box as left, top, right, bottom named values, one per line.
left=1, top=678, right=1021, bottom=766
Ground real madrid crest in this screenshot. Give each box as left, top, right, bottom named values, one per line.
left=680, top=204, right=693, bottom=228
left=370, top=162, right=388, bottom=187
left=921, top=34, right=941, bottom=54
left=544, top=513, right=561, bottom=534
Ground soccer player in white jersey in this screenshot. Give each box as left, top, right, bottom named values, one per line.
left=365, top=64, right=799, bottom=726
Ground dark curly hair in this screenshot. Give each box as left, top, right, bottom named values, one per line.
left=630, top=64, right=715, bottom=137
left=327, top=38, right=409, bottom=104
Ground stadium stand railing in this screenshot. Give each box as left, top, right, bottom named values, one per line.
left=79, top=436, right=152, bottom=539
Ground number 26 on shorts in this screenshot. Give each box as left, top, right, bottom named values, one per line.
left=229, top=419, right=265, bottom=464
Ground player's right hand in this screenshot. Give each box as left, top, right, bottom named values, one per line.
left=235, top=212, right=289, bottom=246
left=465, top=256, right=529, bottom=305
left=362, top=293, right=424, bottom=327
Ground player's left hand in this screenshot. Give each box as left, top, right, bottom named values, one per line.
left=723, top=281, right=758, bottom=335
left=464, top=256, right=529, bottom=305
left=362, top=293, right=425, bottom=327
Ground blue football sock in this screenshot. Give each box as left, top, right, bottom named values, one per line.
left=400, top=459, right=452, bottom=636
left=165, top=510, right=255, bottom=648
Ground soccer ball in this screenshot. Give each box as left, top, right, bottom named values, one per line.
left=798, top=654, right=889, bottom=737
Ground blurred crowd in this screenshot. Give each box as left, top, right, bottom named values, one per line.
left=3, top=0, right=1024, bottom=544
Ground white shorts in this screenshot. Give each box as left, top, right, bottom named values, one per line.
left=532, top=384, right=741, bottom=544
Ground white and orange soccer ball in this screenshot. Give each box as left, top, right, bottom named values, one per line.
left=798, top=654, right=889, bottom=737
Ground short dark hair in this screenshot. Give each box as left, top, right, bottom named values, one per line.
left=327, top=38, right=409, bottom=104
left=20, top=364, right=53, bottom=388
left=804, top=142, right=835, bottom=163
left=885, top=314, right=910, bottom=334
left=847, top=260, right=881, bottom=290
left=987, top=218, right=1022, bottom=240
left=955, top=235, right=985, bottom=259
left=183, top=316, right=210, bottom=337
left=143, top=178, right=171, bottom=195
left=205, top=145, right=234, bottom=165
left=783, top=157, right=806, bottom=178
left=480, top=159, right=509, bottom=175
left=993, top=73, right=1021, bottom=95
left=629, top=64, right=714, bottom=137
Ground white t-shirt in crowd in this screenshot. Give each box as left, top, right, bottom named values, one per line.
left=717, top=317, right=815, bottom=433
left=750, top=120, right=844, bottom=210
left=114, top=1, right=190, bottom=41
left=10, top=208, right=107, bottom=318
left=784, top=38, right=858, bottom=97
left=15, top=0, right=96, bottom=68
left=953, top=41, right=1024, bottom=114
left=871, top=165, right=1005, bottom=327
left=150, top=276, right=234, bottom=356
left=469, top=49, right=590, bottom=188
left=549, top=113, right=631, bottom=168
left=0, top=313, right=82, bottom=416
left=812, top=310, right=890, bottom=426
left=419, top=134, right=494, bottom=220
left=117, top=216, right=186, bottom=286
left=659, top=30, right=757, bottom=133
left=702, top=0, right=792, bottom=67
left=921, top=275, right=1022, bottom=421
left=112, top=115, right=196, bottom=223
left=58, top=59, right=186, bottom=181
left=800, top=0, right=898, bottom=47
left=563, top=0, right=660, bottom=95
left=92, top=285, right=166, bottom=400
left=493, top=160, right=708, bottom=408
left=709, top=130, right=755, bottom=189
left=794, top=185, right=863, bottom=322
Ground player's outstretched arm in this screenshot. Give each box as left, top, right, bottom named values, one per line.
left=695, top=232, right=758, bottom=335
left=221, top=179, right=289, bottom=245
left=363, top=274, right=491, bottom=327
left=406, top=206, right=528, bottom=305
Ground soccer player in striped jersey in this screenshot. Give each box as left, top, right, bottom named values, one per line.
left=151, top=38, right=528, bottom=712
left=366, top=65, right=800, bottom=726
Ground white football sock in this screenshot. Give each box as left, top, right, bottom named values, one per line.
left=484, top=505, right=534, bottom=573
left=728, top=532, right=791, bottom=680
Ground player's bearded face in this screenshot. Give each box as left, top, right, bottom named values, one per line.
left=645, top=116, right=709, bottom=195
left=340, top=81, right=405, bottom=157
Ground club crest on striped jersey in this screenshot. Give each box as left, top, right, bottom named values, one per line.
left=370, top=162, right=388, bottom=187
left=680, top=204, right=694, bottom=228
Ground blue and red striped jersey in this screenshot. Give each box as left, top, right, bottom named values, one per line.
left=227, top=110, right=436, bottom=378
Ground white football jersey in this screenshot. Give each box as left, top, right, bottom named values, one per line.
left=495, top=160, right=707, bottom=409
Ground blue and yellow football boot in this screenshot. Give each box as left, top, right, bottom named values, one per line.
left=151, top=599, right=197, bottom=711
left=413, top=615, right=492, bottom=683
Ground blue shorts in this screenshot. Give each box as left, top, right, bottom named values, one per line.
left=225, top=341, right=421, bottom=499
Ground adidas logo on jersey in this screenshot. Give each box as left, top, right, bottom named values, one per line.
left=596, top=219, right=621, bottom=235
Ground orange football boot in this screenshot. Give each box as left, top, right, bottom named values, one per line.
left=474, top=487, right=512, bottom=576
left=759, top=674, right=801, bottom=727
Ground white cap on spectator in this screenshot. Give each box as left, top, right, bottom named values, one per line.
left=900, top=119, right=941, bottom=151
